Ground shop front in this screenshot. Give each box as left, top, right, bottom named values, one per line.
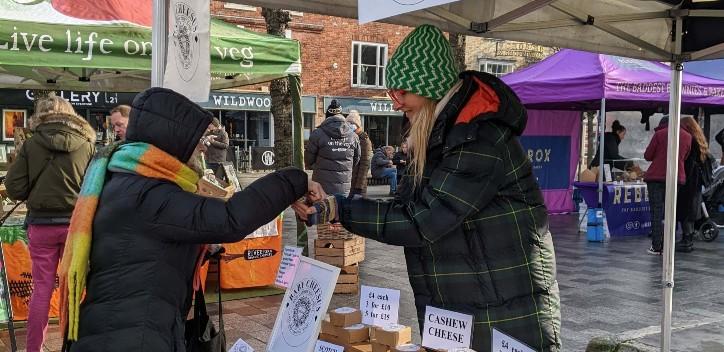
left=322, top=97, right=404, bottom=148
left=0, top=88, right=136, bottom=145
left=200, top=91, right=316, bottom=169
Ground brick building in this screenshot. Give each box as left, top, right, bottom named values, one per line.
left=212, top=2, right=413, bottom=148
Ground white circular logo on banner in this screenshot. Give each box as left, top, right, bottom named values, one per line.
left=283, top=278, right=323, bottom=346
left=172, top=2, right=200, bottom=82
left=262, top=151, right=275, bottom=166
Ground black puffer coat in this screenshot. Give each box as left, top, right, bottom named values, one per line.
left=70, top=88, right=307, bottom=352
left=337, top=72, right=560, bottom=351
left=305, top=115, right=360, bottom=194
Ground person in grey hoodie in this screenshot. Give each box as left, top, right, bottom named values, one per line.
left=305, top=100, right=360, bottom=194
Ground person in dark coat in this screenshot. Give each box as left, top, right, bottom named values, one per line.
left=295, top=25, right=560, bottom=351
left=305, top=100, right=360, bottom=195
left=65, top=88, right=318, bottom=351
left=370, top=146, right=397, bottom=196
left=590, top=120, right=631, bottom=171
left=347, top=110, right=373, bottom=197
left=676, top=116, right=709, bottom=252
left=644, top=115, right=692, bottom=255
left=203, top=117, right=230, bottom=179
left=392, top=141, right=409, bottom=183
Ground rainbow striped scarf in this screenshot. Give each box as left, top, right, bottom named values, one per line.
left=58, top=142, right=200, bottom=341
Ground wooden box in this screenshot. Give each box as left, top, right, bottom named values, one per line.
left=371, top=325, right=412, bottom=347
left=329, top=307, right=362, bottom=327
left=315, top=237, right=366, bottom=267
left=196, top=176, right=235, bottom=200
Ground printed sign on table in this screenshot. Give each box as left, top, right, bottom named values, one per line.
left=492, top=327, right=535, bottom=352
left=314, top=340, right=344, bottom=352
left=275, top=246, right=303, bottom=289
left=360, top=285, right=400, bottom=327
left=268, top=257, right=340, bottom=352
left=422, top=306, right=473, bottom=350
left=229, top=338, right=255, bottom=352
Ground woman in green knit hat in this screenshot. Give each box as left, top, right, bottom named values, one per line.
left=295, top=24, right=561, bottom=351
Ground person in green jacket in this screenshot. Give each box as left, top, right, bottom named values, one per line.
left=5, top=93, right=95, bottom=352
left=294, top=25, right=561, bottom=351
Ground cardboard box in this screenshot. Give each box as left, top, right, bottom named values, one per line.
left=372, top=342, right=392, bottom=352
left=316, top=251, right=365, bottom=266
left=334, top=282, right=360, bottom=294
left=372, top=325, right=412, bottom=347
left=321, top=318, right=344, bottom=337
left=345, top=342, right=374, bottom=352
left=196, top=177, right=234, bottom=199
left=340, top=323, right=370, bottom=344
left=393, top=344, right=425, bottom=352
left=329, top=307, right=362, bottom=327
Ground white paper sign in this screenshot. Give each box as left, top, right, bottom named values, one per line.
left=314, top=340, right=344, bottom=352
left=228, top=338, right=255, bottom=352
left=492, top=328, right=535, bottom=352
left=275, top=246, right=303, bottom=288
left=164, top=0, right=211, bottom=102
left=360, top=285, right=400, bottom=327
left=358, top=0, right=460, bottom=24
left=422, top=306, right=473, bottom=350
left=267, top=257, right=340, bottom=352
left=603, top=164, right=613, bottom=182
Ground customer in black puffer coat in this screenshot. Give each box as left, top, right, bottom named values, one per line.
left=69, top=88, right=317, bottom=352
left=305, top=100, right=360, bottom=195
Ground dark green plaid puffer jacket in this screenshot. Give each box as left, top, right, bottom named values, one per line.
left=337, top=71, right=561, bottom=351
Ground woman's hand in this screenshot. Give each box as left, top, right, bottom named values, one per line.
left=307, top=180, right=326, bottom=203
left=291, top=200, right=317, bottom=221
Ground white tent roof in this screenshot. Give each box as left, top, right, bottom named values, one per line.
left=234, top=0, right=724, bottom=62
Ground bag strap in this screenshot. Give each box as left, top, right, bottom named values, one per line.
left=216, top=257, right=224, bottom=331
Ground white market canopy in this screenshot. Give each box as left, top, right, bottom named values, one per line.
left=235, top=0, right=724, bottom=62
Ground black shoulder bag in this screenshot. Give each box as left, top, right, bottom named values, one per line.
left=185, top=252, right=226, bottom=352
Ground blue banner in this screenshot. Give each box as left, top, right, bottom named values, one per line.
left=520, top=136, right=570, bottom=190
left=605, top=184, right=652, bottom=236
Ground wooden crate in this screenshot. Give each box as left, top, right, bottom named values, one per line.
left=317, top=223, right=357, bottom=240
left=316, top=252, right=365, bottom=267
left=334, top=282, right=360, bottom=294
left=315, top=236, right=366, bottom=267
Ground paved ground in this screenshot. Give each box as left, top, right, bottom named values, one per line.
left=2, top=185, right=724, bottom=351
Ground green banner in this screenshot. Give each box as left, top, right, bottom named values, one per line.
left=0, top=0, right=300, bottom=89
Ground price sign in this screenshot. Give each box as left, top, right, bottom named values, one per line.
left=492, top=327, right=535, bottom=352
left=274, top=246, right=303, bottom=288
left=314, top=340, right=344, bottom=352
left=360, top=285, right=400, bottom=327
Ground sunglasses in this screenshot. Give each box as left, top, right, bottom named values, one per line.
left=387, top=89, right=406, bottom=106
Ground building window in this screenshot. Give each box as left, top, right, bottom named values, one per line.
left=479, top=60, right=515, bottom=77
left=351, top=42, right=388, bottom=89
left=303, top=113, right=315, bottom=141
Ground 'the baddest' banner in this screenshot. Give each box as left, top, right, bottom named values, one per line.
left=519, top=136, right=570, bottom=190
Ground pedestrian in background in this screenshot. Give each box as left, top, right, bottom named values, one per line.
left=5, top=94, right=95, bottom=352
left=109, top=104, right=130, bottom=141
left=676, top=116, right=710, bottom=252
left=644, top=115, right=692, bottom=255
left=305, top=100, right=360, bottom=195
left=347, top=110, right=372, bottom=197
left=204, top=117, right=230, bottom=180
left=371, top=146, right=397, bottom=196
left=393, top=141, right=409, bottom=183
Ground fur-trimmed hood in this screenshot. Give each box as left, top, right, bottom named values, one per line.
left=29, top=112, right=96, bottom=153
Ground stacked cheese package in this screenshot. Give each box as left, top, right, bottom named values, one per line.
left=319, top=307, right=426, bottom=352
left=315, top=225, right=365, bottom=294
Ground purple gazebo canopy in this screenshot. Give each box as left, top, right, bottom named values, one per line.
left=502, top=49, right=724, bottom=111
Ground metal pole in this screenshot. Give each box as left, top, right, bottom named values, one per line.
left=661, top=17, right=683, bottom=352
left=151, top=0, right=168, bottom=87
left=598, top=98, right=606, bottom=207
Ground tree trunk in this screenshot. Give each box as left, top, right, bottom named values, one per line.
left=448, top=32, right=467, bottom=72
left=262, top=8, right=293, bottom=169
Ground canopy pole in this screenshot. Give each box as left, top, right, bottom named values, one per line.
left=661, top=16, right=684, bottom=352
left=151, top=0, right=168, bottom=87
left=598, top=98, right=606, bottom=207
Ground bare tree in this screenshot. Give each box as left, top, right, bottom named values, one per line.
left=261, top=8, right=293, bottom=169
left=448, top=32, right=467, bottom=72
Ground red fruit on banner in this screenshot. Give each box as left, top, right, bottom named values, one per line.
left=51, top=0, right=152, bottom=27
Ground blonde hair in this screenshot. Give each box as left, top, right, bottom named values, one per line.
left=681, top=116, right=708, bottom=162
left=408, top=99, right=438, bottom=187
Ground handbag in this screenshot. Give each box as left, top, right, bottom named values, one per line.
left=185, top=253, right=226, bottom=352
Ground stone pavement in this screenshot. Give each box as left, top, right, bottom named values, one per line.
left=2, top=185, right=724, bottom=351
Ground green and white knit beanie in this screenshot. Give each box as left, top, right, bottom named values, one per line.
left=386, top=24, right=458, bottom=100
